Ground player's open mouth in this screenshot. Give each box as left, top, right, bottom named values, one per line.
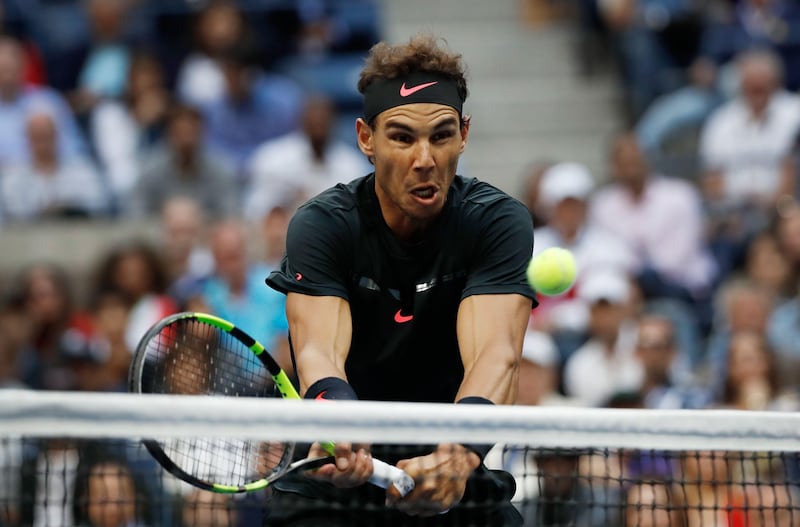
left=410, top=186, right=438, bottom=204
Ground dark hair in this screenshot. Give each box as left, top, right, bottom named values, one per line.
left=93, top=241, right=170, bottom=302
left=18, top=263, right=74, bottom=320
left=358, top=34, right=468, bottom=103
left=723, top=330, right=782, bottom=405
left=72, top=448, right=152, bottom=526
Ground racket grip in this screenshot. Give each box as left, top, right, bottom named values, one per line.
left=369, top=459, right=415, bottom=496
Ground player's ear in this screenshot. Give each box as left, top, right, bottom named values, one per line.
left=356, top=118, right=375, bottom=160
left=459, top=114, right=471, bottom=153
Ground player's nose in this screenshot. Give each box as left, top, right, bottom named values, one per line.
left=412, top=140, right=435, bottom=172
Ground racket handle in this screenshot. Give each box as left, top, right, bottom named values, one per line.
left=370, top=459, right=415, bottom=496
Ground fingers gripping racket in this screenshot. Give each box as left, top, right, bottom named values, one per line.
left=128, top=311, right=415, bottom=495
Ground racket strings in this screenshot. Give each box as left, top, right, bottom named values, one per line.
left=141, top=319, right=293, bottom=487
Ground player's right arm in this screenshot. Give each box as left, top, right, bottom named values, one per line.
left=286, top=293, right=352, bottom=395
left=285, top=292, right=374, bottom=487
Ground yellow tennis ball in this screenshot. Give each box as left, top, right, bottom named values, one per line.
left=527, top=247, right=577, bottom=296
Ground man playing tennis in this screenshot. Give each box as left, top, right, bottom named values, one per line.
left=266, top=34, right=535, bottom=526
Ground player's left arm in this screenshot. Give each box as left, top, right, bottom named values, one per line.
left=390, top=196, right=534, bottom=515
left=455, top=293, right=532, bottom=404
left=391, top=295, right=532, bottom=515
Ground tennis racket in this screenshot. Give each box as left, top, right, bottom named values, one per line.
left=128, top=311, right=415, bottom=495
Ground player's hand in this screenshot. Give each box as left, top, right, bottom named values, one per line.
left=386, top=443, right=480, bottom=516
left=305, top=441, right=374, bottom=488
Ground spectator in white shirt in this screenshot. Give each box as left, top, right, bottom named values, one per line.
left=90, top=51, right=170, bottom=208
left=176, top=1, right=247, bottom=108
left=701, top=48, right=800, bottom=218
left=700, top=48, right=800, bottom=277
left=563, top=268, right=643, bottom=407
left=590, top=131, right=716, bottom=330
left=532, top=162, right=635, bottom=340
left=0, top=109, right=107, bottom=221
left=244, top=95, right=370, bottom=220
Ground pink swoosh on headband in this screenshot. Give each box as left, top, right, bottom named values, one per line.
left=399, top=81, right=439, bottom=97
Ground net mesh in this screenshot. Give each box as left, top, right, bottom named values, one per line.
left=2, top=390, right=800, bottom=527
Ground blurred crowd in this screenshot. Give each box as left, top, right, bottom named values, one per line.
left=1, top=0, right=800, bottom=526
left=503, top=0, right=800, bottom=525
left=0, top=0, right=376, bottom=525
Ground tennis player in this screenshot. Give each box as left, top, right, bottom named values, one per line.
left=266, top=34, right=535, bottom=526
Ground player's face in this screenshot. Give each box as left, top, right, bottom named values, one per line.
left=357, top=103, right=469, bottom=239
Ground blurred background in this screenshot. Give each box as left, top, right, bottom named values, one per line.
left=4, top=1, right=800, bottom=526
left=1, top=0, right=800, bottom=416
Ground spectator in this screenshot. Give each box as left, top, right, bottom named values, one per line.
left=92, top=241, right=177, bottom=355
left=597, top=0, right=706, bottom=121
left=244, top=94, right=369, bottom=220
left=200, top=220, right=291, bottom=373
left=531, top=161, right=634, bottom=346
left=82, top=289, right=133, bottom=393
left=0, top=288, right=29, bottom=388
left=19, top=439, right=83, bottom=526
left=700, top=48, right=800, bottom=263
left=128, top=104, right=236, bottom=218
left=624, top=480, right=686, bottom=527
left=700, top=0, right=800, bottom=92
left=706, top=279, right=775, bottom=394
left=717, top=330, right=798, bottom=411
left=0, top=109, right=107, bottom=221
left=0, top=35, right=87, bottom=167
left=181, top=490, right=237, bottom=527
left=743, top=230, right=794, bottom=302
left=53, top=0, right=138, bottom=119
left=159, top=196, right=213, bottom=289
left=74, top=458, right=149, bottom=527
left=176, top=0, right=250, bottom=108
left=590, top=131, right=716, bottom=329
left=522, top=448, right=617, bottom=526
left=90, top=51, right=171, bottom=207
left=294, top=0, right=381, bottom=58
left=774, top=204, right=800, bottom=292
left=14, top=263, right=94, bottom=391
left=680, top=451, right=747, bottom=527
left=562, top=268, right=643, bottom=407
left=635, top=56, right=722, bottom=160
left=744, top=481, right=797, bottom=527
left=0, top=2, right=47, bottom=86
left=202, top=41, right=304, bottom=178
left=634, top=313, right=710, bottom=409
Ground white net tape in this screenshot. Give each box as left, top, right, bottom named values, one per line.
left=3, top=389, right=800, bottom=452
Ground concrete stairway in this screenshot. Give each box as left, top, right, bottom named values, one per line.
left=379, top=0, right=623, bottom=196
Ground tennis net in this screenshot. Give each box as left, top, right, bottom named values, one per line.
left=2, top=389, right=799, bottom=526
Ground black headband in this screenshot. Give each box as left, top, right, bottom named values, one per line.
left=362, top=73, right=464, bottom=124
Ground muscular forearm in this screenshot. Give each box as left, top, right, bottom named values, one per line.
left=456, top=345, right=519, bottom=405
left=295, top=346, right=348, bottom=395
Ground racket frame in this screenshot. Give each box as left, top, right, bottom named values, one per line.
left=129, top=311, right=414, bottom=495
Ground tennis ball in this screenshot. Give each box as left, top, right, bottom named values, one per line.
left=527, top=247, right=577, bottom=296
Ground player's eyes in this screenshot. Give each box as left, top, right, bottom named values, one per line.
left=432, top=131, right=455, bottom=142
left=391, top=134, right=413, bottom=144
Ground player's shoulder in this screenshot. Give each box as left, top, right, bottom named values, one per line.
left=452, top=176, right=529, bottom=219
left=295, top=175, right=366, bottom=216
left=287, top=175, right=366, bottom=243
